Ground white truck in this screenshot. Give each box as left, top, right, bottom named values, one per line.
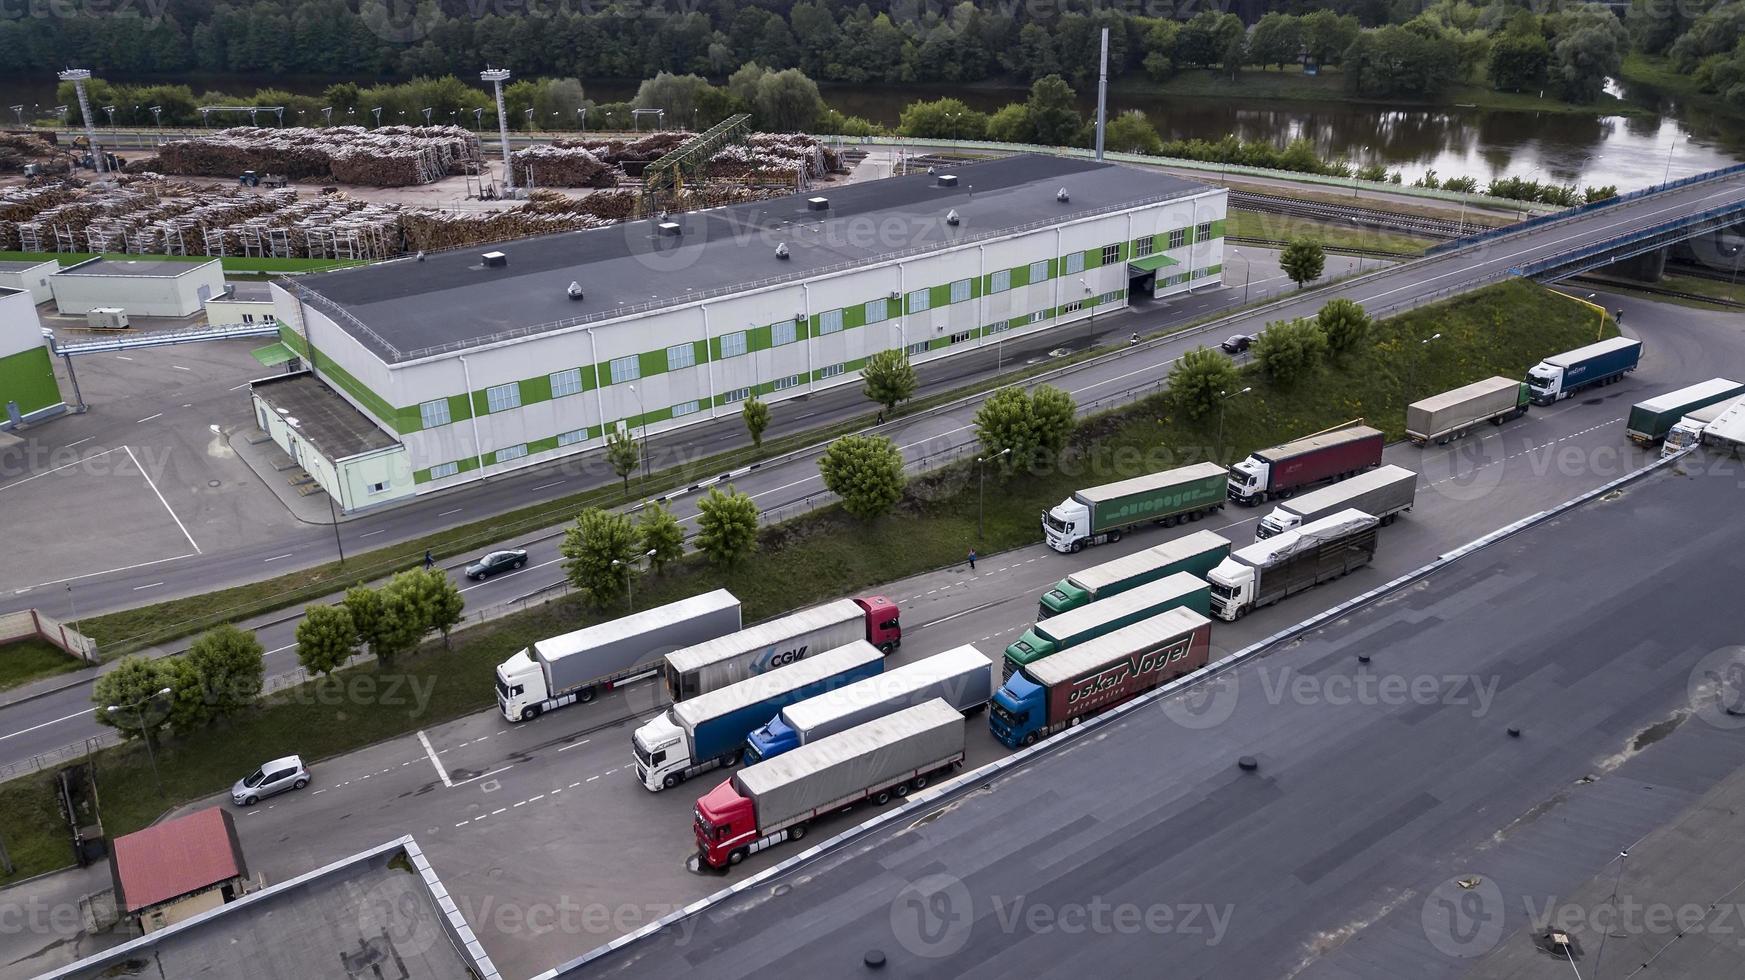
left=662, top=594, right=901, bottom=702
left=494, top=589, right=741, bottom=723
left=1255, top=465, right=1417, bottom=539
left=634, top=642, right=885, bottom=791
left=1207, top=510, right=1381, bottom=621
left=1665, top=395, right=1745, bottom=457
left=1041, top=463, right=1228, bottom=553
left=743, top=645, right=994, bottom=764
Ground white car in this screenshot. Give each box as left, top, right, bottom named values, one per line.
left=231, top=755, right=309, bottom=806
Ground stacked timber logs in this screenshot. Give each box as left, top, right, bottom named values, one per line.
left=130, top=126, right=481, bottom=186
left=510, top=145, right=622, bottom=189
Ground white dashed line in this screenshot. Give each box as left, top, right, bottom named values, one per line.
left=132, top=582, right=163, bottom=591
left=172, top=365, right=191, bottom=372
left=455, top=820, right=470, bottom=828
left=438, top=508, right=462, bottom=517
left=529, top=794, right=545, bottom=802
left=558, top=739, right=591, bottom=751
left=569, top=782, right=581, bottom=788
left=586, top=775, right=600, bottom=782
left=513, top=800, right=527, bottom=808
left=492, top=807, right=507, bottom=815
left=360, top=529, right=386, bottom=537
left=135, top=413, right=162, bottom=424
left=263, top=553, right=293, bottom=562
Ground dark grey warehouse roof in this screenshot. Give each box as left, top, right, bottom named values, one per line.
left=0, top=258, right=58, bottom=272
left=292, top=155, right=1209, bottom=363
left=252, top=371, right=399, bottom=460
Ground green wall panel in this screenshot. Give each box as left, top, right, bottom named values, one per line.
left=0, top=346, right=60, bottom=416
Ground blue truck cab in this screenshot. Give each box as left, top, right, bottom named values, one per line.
left=1525, top=337, right=1641, bottom=405
left=989, top=672, right=1047, bottom=749
left=744, top=714, right=801, bottom=763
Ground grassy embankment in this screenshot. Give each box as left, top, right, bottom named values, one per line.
left=0, top=278, right=1616, bottom=886
left=1226, top=209, right=1437, bottom=255
left=0, top=639, right=88, bottom=691
left=1110, top=66, right=1645, bottom=116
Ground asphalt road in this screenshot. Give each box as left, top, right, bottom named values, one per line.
left=32, top=310, right=1722, bottom=980
left=8, top=166, right=1742, bottom=625
left=563, top=438, right=1745, bottom=980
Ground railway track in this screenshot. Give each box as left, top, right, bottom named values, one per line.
left=1228, top=189, right=1470, bottom=239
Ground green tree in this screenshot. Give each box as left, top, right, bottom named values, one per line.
left=295, top=603, right=356, bottom=681
left=1345, top=25, right=1462, bottom=98
left=696, top=485, right=759, bottom=566
left=1103, top=111, right=1163, bottom=154
left=1222, top=33, right=1248, bottom=79
left=898, top=97, right=989, bottom=139
left=1302, top=11, right=1361, bottom=68
left=1026, top=75, right=1082, bottom=146
left=861, top=348, right=917, bottom=415
left=1141, top=18, right=1182, bottom=80
left=1165, top=347, right=1243, bottom=422
left=1488, top=32, right=1551, bottom=91
left=819, top=434, right=906, bottom=519
left=1253, top=318, right=1329, bottom=386
left=1280, top=238, right=1326, bottom=289
left=754, top=68, right=823, bottom=131
left=170, top=624, right=265, bottom=731
left=1550, top=7, right=1627, bottom=103
left=1249, top=13, right=1304, bottom=70
left=985, top=103, right=1036, bottom=143
left=742, top=394, right=770, bottom=448
left=1317, top=298, right=1373, bottom=358
left=639, top=501, right=685, bottom=574
left=405, top=567, right=465, bottom=648
left=1030, top=385, right=1077, bottom=461
left=634, top=72, right=713, bottom=125
left=560, top=507, right=640, bottom=607
left=92, top=655, right=176, bottom=749
left=342, top=584, right=385, bottom=661
left=973, top=385, right=1078, bottom=470
left=606, top=427, right=640, bottom=491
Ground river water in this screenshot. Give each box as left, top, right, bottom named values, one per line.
left=4, top=74, right=1740, bottom=192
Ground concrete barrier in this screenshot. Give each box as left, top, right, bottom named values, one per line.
left=0, top=609, right=98, bottom=663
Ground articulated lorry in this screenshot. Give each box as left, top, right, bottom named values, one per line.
left=695, top=699, right=966, bottom=869
left=1406, top=376, right=1530, bottom=446
left=1525, top=336, right=1642, bottom=405
left=1255, top=465, right=1417, bottom=540
left=496, top=589, right=742, bottom=723
left=1037, top=530, right=1230, bottom=618
left=1664, top=394, right=1745, bottom=457
left=1227, top=424, right=1384, bottom=506
left=634, top=642, right=884, bottom=791
left=1703, top=399, right=1745, bottom=454
left=1208, top=509, right=1379, bottom=620
left=744, top=645, right=993, bottom=764
left=1625, top=378, right=1745, bottom=446
left=1005, top=572, right=1210, bottom=680
left=1042, top=462, right=1227, bottom=553
left=663, top=595, right=900, bottom=702
left=990, top=607, right=1212, bottom=749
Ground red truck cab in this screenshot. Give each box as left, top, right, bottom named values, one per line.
left=855, top=595, right=902, bottom=652
left=694, top=779, right=757, bottom=868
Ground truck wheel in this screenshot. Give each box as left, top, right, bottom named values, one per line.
left=790, top=823, right=807, bottom=841
left=1108, top=530, right=1122, bottom=543
left=663, top=774, right=681, bottom=790
left=520, top=706, right=542, bottom=723
left=577, top=687, right=596, bottom=704
left=1070, top=541, right=1084, bottom=554
left=894, top=782, right=911, bottom=797
left=729, top=848, right=747, bottom=866
left=874, top=789, right=892, bottom=805
left=914, top=775, right=929, bottom=789
left=1022, top=732, right=1039, bottom=747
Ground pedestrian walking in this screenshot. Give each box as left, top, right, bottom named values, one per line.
left=423, top=550, right=434, bottom=570
left=1130, top=332, right=1140, bottom=346
left=968, top=549, right=977, bottom=571
left=877, top=410, right=885, bottom=424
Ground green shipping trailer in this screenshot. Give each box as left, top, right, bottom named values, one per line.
left=1038, top=530, right=1231, bottom=618
left=1625, top=378, right=1745, bottom=445
left=1005, top=571, right=1211, bottom=679
left=1042, top=463, right=1228, bottom=553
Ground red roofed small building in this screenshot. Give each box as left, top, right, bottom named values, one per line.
left=109, top=807, right=250, bottom=932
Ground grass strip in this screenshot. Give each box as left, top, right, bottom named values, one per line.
left=0, top=639, right=89, bottom=691
left=1226, top=210, right=1436, bottom=255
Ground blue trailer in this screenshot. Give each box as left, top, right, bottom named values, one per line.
left=632, top=642, right=884, bottom=791
left=1525, top=337, right=1641, bottom=405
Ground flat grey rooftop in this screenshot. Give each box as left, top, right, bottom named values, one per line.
left=55, top=257, right=216, bottom=278
left=0, top=259, right=57, bottom=272
left=293, top=155, right=1207, bottom=363
left=47, top=839, right=490, bottom=980
left=224, top=280, right=274, bottom=301
left=252, top=371, right=399, bottom=459
left=563, top=461, right=1745, bottom=979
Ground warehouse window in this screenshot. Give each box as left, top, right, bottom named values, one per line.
left=1169, top=229, right=1186, bottom=249
left=1028, top=260, right=1048, bottom=282
left=609, top=355, right=640, bottom=384
left=366, top=480, right=390, bottom=495
left=773, top=373, right=805, bottom=391
left=904, top=341, right=930, bottom=357
left=721, top=386, right=751, bottom=403
left=950, top=331, right=973, bottom=344
left=719, top=331, right=748, bottom=358
left=557, top=428, right=587, bottom=447
left=772, top=320, right=797, bottom=346
left=950, top=279, right=971, bottom=304
left=495, top=444, right=528, bottom=463
left=990, top=269, right=1011, bottom=293
left=1134, top=237, right=1154, bottom=258
left=485, top=383, right=521, bottom=413
left=986, top=321, right=1010, bottom=336
left=666, top=344, right=696, bottom=371
left=817, top=362, right=846, bottom=380
left=670, top=399, right=701, bottom=417
left=864, top=299, right=888, bottom=324
left=907, top=288, right=930, bottom=313
left=1064, top=252, right=1085, bottom=274
left=549, top=368, right=583, bottom=399
left=419, top=398, right=451, bottom=429
left=818, top=309, right=844, bottom=335
left=1029, top=310, right=1046, bottom=324
left=1101, top=244, right=1119, bottom=265
left=1062, top=301, right=1083, bottom=314
left=242, top=314, right=255, bottom=324
left=428, top=461, right=459, bottom=480
left=1197, top=221, right=1212, bottom=241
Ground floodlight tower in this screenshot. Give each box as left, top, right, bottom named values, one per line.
left=57, top=68, right=104, bottom=174
left=481, top=67, right=516, bottom=197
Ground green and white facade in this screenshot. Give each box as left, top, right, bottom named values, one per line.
left=0, top=287, right=64, bottom=429
left=266, top=156, right=1226, bottom=510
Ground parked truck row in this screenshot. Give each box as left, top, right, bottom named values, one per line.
left=1037, top=530, right=1230, bottom=618
left=1004, top=572, right=1211, bottom=680
left=663, top=595, right=900, bottom=702
left=1209, top=510, right=1381, bottom=621
left=1042, top=462, right=1227, bottom=553
left=1626, top=378, right=1745, bottom=446
left=1227, top=424, right=1384, bottom=506
left=1256, top=465, right=1416, bottom=540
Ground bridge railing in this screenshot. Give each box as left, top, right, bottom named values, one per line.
left=1428, top=161, right=1745, bottom=255
left=1514, top=199, right=1745, bottom=277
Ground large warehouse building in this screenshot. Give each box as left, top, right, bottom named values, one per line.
left=261, top=155, right=1226, bottom=509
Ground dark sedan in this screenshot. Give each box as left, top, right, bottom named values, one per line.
left=1221, top=334, right=1254, bottom=354
left=465, top=549, right=528, bottom=580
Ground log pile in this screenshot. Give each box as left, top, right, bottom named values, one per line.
left=131, top=126, right=482, bottom=186
left=516, top=132, right=841, bottom=187
left=509, top=145, right=622, bottom=189
left=400, top=205, right=609, bottom=253
left=0, top=132, right=69, bottom=174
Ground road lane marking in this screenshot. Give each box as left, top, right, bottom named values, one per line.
left=263, top=553, right=293, bottom=562
left=513, top=800, right=527, bottom=807
left=417, top=730, right=453, bottom=788
left=0, top=708, right=90, bottom=742
left=360, top=529, right=386, bottom=537
left=532, top=481, right=564, bottom=491
left=454, top=765, right=513, bottom=786
left=172, top=365, right=191, bottom=372
left=438, top=508, right=462, bottom=517
left=529, top=794, right=545, bottom=802
left=558, top=738, right=591, bottom=751
left=135, top=413, right=162, bottom=423
left=114, top=355, right=133, bottom=361
left=586, top=775, right=600, bottom=782
left=492, top=807, right=506, bottom=815
left=65, top=437, right=92, bottom=448
left=132, top=582, right=163, bottom=591
left=126, top=445, right=200, bottom=554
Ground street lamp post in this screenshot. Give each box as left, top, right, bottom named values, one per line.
left=371, top=106, right=382, bottom=127
left=107, top=687, right=174, bottom=795
left=610, top=550, right=657, bottom=611
left=976, top=448, right=1012, bottom=539
left=1405, top=333, right=1442, bottom=405
left=1216, top=387, right=1252, bottom=463
left=627, top=384, right=650, bottom=479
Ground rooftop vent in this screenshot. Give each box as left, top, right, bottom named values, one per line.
left=775, top=242, right=790, bottom=260
left=1056, top=188, right=1070, bottom=203
left=807, top=196, right=829, bottom=211
left=567, top=281, right=584, bottom=300
left=937, top=174, right=958, bottom=188
left=945, top=209, right=961, bottom=226
left=481, top=250, right=507, bottom=268
left=658, top=221, right=682, bottom=237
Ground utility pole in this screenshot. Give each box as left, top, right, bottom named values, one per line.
left=1094, top=28, right=1109, bottom=163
